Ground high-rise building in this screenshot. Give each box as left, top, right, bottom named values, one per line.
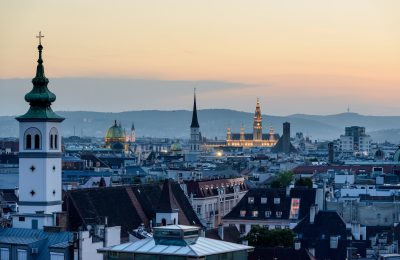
left=13, top=38, right=64, bottom=229
left=339, top=126, right=371, bottom=156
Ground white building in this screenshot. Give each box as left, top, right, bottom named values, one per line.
left=12, top=41, right=65, bottom=230
left=339, top=126, right=372, bottom=156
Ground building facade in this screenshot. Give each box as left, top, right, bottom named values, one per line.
left=339, top=126, right=371, bottom=156
left=12, top=41, right=65, bottom=230
left=182, top=178, right=249, bottom=228
left=226, top=99, right=278, bottom=147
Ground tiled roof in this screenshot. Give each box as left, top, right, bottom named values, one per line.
left=185, top=177, right=248, bottom=198
left=0, top=228, right=73, bottom=259
left=223, top=187, right=316, bottom=221
left=63, top=182, right=203, bottom=239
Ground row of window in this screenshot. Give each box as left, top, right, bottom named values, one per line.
left=0, top=248, right=64, bottom=260
left=248, top=196, right=280, bottom=204
left=238, top=224, right=290, bottom=234
left=24, top=127, right=59, bottom=150
left=240, top=210, right=282, bottom=218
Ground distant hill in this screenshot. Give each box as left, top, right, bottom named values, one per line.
left=1, top=110, right=400, bottom=143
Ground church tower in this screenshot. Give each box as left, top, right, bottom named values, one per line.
left=253, top=98, right=263, bottom=141
left=13, top=33, right=64, bottom=229
left=130, top=122, right=136, bottom=143
left=186, top=89, right=201, bottom=162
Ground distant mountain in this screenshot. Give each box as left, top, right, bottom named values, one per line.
left=0, top=110, right=399, bottom=142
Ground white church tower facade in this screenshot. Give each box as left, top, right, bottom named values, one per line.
left=13, top=33, right=64, bottom=229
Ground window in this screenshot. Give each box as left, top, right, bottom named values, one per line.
left=276, top=211, right=282, bottom=218
left=275, top=225, right=281, bottom=229
left=0, top=248, right=9, bottom=260
left=50, top=252, right=64, bottom=260
left=265, top=211, right=271, bottom=217
left=261, top=197, right=267, bottom=204
left=240, top=210, right=246, bottom=217
left=239, top=224, right=246, bottom=234
left=248, top=197, right=254, bottom=204
left=32, top=219, right=38, bottom=229
left=274, top=198, right=280, bottom=204
left=54, top=135, right=58, bottom=149
left=26, top=134, right=32, bottom=149
left=252, top=210, right=258, bottom=217
left=50, top=134, right=54, bottom=149
left=19, top=216, right=25, bottom=222
left=196, top=205, right=202, bottom=215
left=34, top=134, right=40, bottom=149
left=289, top=198, right=301, bottom=219
left=17, top=249, right=27, bottom=260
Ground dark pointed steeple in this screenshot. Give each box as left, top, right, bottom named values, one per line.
left=190, top=89, right=200, bottom=128
left=131, top=122, right=135, bottom=131
left=17, top=32, right=64, bottom=122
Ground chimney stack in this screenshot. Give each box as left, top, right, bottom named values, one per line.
left=310, top=204, right=317, bottom=224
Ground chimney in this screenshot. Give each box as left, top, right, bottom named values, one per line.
left=295, top=239, right=301, bottom=250
left=218, top=224, right=224, bottom=241
left=310, top=204, right=316, bottom=224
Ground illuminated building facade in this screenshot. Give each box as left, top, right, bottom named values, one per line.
left=226, top=99, right=279, bottom=147
left=104, top=120, right=129, bottom=152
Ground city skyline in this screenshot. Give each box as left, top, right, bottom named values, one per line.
left=1, top=1, right=400, bottom=116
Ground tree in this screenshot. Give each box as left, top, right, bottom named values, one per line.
left=270, top=171, right=294, bottom=188
left=243, top=226, right=295, bottom=247
left=295, top=177, right=313, bottom=188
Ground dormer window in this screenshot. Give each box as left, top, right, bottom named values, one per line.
left=240, top=210, right=246, bottom=217
left=261, top=197, right=267, bottom=204
left=252, top=210, right=258, bottom=217
left=265, top=211, right=271, bottom=217
left=274, top=198, right=280, bottom=204
left=276, top=211, right=282, bottom=218
left=248, top=197, right=255, bottom=204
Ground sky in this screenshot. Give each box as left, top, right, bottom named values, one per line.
left=1, top=0, right=400, bottom=116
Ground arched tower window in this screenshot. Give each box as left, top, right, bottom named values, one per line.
left=161, top=218, right=166, bottom=226
left=34, top=134, right=40, bottom=149
left=24, top=128, right=41, bottom=150
left=50, top=135, right=54, bottom=149
left=26, top=135, right=32, bottom=149
left=49, top=127, right=59, bottom=150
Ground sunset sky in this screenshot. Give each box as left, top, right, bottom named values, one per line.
left=1, top=1, right=399, bottom=116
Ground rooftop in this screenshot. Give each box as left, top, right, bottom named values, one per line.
left=99, top=225, right=252, bottom=257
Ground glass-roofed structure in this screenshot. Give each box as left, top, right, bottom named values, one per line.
left=98, top=225, right=253, bottom=260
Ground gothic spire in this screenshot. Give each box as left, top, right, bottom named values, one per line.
left=190, top=88, right=200, bottom=128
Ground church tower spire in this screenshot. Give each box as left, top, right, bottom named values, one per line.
left=187, top=89, right=201, bottom=162
left=190, top=89, right=200, bottom=128
left=13, top=33, right=64, bottom=230
left=17, top=32, right=63, bottom=122
left=253, top=98, right=263, bottom=141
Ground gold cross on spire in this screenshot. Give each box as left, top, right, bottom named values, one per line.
left=36, top=31, right=44, bottom=45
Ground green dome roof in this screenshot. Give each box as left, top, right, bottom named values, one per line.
left=394, top=147, right=400, bottom=162
left=170, top=142, right=182, bottom=152
left=105, top=121, right=126, bottom=140
left=16, top=43, right=64, bottom=122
